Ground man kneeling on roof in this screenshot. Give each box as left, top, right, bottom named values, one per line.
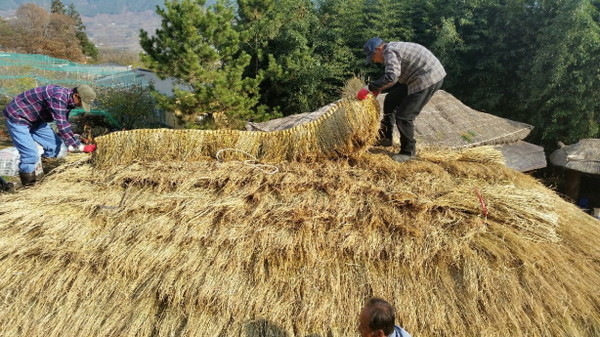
left=2, top=84, right=98, bottom=187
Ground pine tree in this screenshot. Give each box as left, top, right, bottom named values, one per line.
left=258, top=0, right=338, bottom=115
left=522, top=0, right=600, bottom=146
left=66, top=3, right=98, bottom=60
left=315, top=0, right=367, bottom=77
left=50, top=0, right=65, bottom=14
left=237, top=0, right=282, bottom=77
left=140, top=0, right=263, bottom=127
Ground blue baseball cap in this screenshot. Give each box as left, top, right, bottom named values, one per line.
left=364, top=37, right=384, bottom=64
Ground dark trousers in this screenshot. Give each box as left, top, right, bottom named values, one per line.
left=380, top=79, right=444, bottom=155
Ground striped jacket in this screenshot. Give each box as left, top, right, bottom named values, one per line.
left=368, top=42, right=446, bottom=95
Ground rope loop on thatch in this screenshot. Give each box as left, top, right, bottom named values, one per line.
left=216, top=148, right=279, bottom=175
left=92, top=96, right=381, bottom=168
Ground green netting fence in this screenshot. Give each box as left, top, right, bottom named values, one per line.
left=0, top=53, right=145, bottom=96
left=0, top=52, right=161, bottom=130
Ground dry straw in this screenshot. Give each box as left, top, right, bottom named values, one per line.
left=1, top=145, right=600, bottom=337
left=93, top=96, right=381, bottom=167
left=1, top=84, right=600, bottom=336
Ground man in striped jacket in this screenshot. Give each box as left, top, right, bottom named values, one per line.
left=2, top=84, right=97, bottom=186
left=357, top=37, right=446, bottom=162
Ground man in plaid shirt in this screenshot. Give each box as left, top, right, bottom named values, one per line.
left=357, top=37, right=446, bottom=162
left=2, top=84, right=97, bottom=186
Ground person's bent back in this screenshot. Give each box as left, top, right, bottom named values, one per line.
left=2, top=84, right=97, bottom=186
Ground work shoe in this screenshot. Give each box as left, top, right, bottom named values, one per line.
left=19, top=171, right=36, bottom=186
left=391, top=153, right=414, bottom=163
left=41, top=156, right=63, bottom=172
left=375, top=138, right=393, bottom=147
left=0, top=177, right=15, bottom=193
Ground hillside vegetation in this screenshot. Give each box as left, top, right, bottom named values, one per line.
left=136, top=0, right=599, bottom=152
left=0, top=0, right=218, bottom=16
left=0, top=1, right=96, bottom=61
left=1, top=0, right=160, bottom=16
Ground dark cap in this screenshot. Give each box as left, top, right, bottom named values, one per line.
left=364, top=37, right=384, bottom=64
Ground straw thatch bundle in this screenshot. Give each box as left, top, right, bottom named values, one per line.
left=1, top=144, right=600, bottom=337
left=93, top=96, right=380, bottom=167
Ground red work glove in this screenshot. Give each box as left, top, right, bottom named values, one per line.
left=82, top=144, right=96, bottom=153
left=357, top=87, right=379, bottom=100
left=356, top=88, right=370, bottom=100
left=68, top=144, right=97, bottom=153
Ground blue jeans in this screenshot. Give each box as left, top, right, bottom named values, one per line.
left=5, top=119, right=62, bottom=173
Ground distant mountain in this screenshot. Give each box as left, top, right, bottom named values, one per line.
left=0, top=0, right=217, bottom=51
left=0, top=0, right=217, bottom=17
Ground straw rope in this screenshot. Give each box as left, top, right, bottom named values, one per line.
left=93, top=96, right=381, bottom=167
left=215, top=148, right=279, bottom=175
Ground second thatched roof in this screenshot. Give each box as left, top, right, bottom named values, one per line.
left=549, top=138, right=600, bottom=175
left=494, top=141, right=547, bottom=172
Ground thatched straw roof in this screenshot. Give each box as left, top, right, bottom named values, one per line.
left=549, top=139, right=600, bottom=175
left=494, top=141, right=547, bottom=172
left=411, top=91, right=533, bottom=147
left=246, top=102, right=339, bottom=132
left=1, top=147, right=600, bottom=337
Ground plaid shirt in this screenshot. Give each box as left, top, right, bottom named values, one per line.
left=368, top=42, right=446, bottom=95
left=2, top=85, right=80, bottom=147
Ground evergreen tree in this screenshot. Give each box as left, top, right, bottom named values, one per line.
left=315, top=0, right=367, bottom=78
left=405, top=0, right=598, bottom=149
left=417, top=0, right=539, bottom=115
left=259, top=0, right=337, bottom=115
left=140, top=0, right=264, bottom=127
left=363, top=0, right=413, bottom=42
left=521, top=0, right=600, bottom=147
left=66, top=3, right=98, bottom=60
left=407, top=0, right=497, bottom=98
left=50, top=0, right=65, bottom=14
left=237, top=0, right=282, bottom=77
left=356, top=0, right=416, bottom=84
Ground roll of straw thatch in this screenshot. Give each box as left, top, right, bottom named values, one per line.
left=93, top=96, right=381, bottom=167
